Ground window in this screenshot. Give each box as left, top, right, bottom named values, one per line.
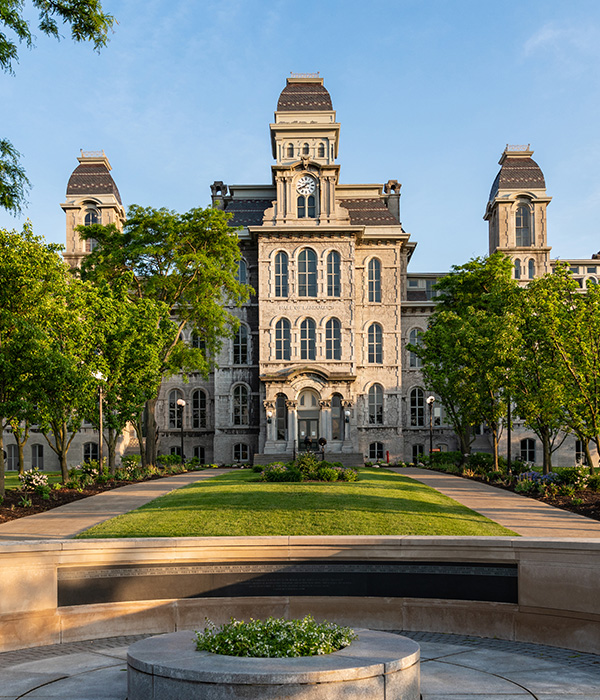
left=368, top=258, right=381, bottom=302
left=408, top=329, right=423, bottom=368
left=331, top=394, right=342, bottom=440
left=575, top=439, right=587, bottom=465
left=84, top=210, right=99, bottom=251
left=83, top=442, right=99, bottom=463
left=368, top=384, right=384, bottom=425
left=287, top=143, right=294, bottom=158
left=300, top=318, right=316, bottom=360
left=587, top=267, right=597, bottom=274
left=307, top=195, right=316, bottom=218
left=275, top=318, right=291, bottom=360
left=425, top=279, right=438, bottom=300
left=528, top=259, right=535, bottom=279
left=298, top=249, right=317, bottom=296
left=516, top=205, right=531, bottom=246
left=299, top=194, right=316, bottom=218
left=194, top=445, right=206, bottom=464
left=170, top=446, right=182, bottom=457
left=234, top=443, right=249, bottom=462
left=325, top=318, right=341, bottom=360
left=367, top=323, right=382, bottom=363
left=169, top=390, right=184, bottom=428
left=514, top=259, right=521, bottom=280
left=192, top=389, right=207, bottom=428
left=276, top=394, right=288, bottom=441
left=233, top=385, right=249, bottom=425
left=410, top=388, right=425, bottom=427
left=369, top=442, right=384, bottom=460
left=412, top=444, right=424, bottom=462
left=318, top=143, right=325, bottom=158
left=275, top=251, right=288, bottom=297
left=236, top=259, right=247, bottom=284
left=31, top=444, right=44, bottom=469
left=327, top=251, right=341, bottom=297
left=191, top=333, right=206, bottom=353
left=233, top=325, right=250, bottom=365
left=298, top=195, right=306, bottom=218
left=302, top=143, right=310, bottom=156
left=520, top=438, right=536, bottom=463
left=6, top=444, right=17, bottom=470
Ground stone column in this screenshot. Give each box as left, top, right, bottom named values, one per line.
left=342, top=400, right=354, bottom=454
left=286, top=400, right=298, bottom=453
left=263, top=400, right=276, bottom=446
left=319, top=399, right=332, bottom=444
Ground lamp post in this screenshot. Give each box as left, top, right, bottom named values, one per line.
left=426, top=395, right=435, bottom=455
left=92, top=372, right=105, bottom=467
left=176, top=398, right=186, bottom=464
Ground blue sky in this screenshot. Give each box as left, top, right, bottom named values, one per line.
left=2, top=0, right=600, bottom=271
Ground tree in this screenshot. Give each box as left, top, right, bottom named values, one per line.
left=79, top=205, right=251, bottom=465
left=0, top=0, right=114, bottom=214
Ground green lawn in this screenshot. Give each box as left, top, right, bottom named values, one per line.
left=77, top=468, right=517, bottom=538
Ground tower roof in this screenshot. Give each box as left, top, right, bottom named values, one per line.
left=277, top=75, right=333, bottom=111
left=66, top=151, right=122, bottom=204
left=488, top=145, right=546, bottom=201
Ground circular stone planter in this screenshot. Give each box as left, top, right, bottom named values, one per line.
left=127, top=628, right=420, bottom=700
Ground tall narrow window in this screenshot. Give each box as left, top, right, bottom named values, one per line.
left=84, top=210, right=99, bottom=251
left=528, top=259, right=535, bottom=279
left=275, top=318, right=291, bottom=360
left=327, top=251, right=341, bottom=296
left=234, top=443, right=249, bottom=462
left=300, top=318, right=316, bottom=360
left=514, top=259, right=521, bottom=280
left=6, top=444, right=17, bottom=470
left=331, top=394, right=342, bottom=440
left=233, top=385, right=249, bottom=426
left=409, top=329, right=423, bottom=368
left=298, top=249, right=317, bottom=297
left=83, top=442, right=99, bottom=463
left=276, top=394, right=288, bottom=441
left=275, top=251, right=288, bottom=297
left=236, top=259, right=247, bottom=284
left=368, top=323, right=382, bottom=363
left=307, top=195, right=316, bottom=218
left=368, top=384, right=384, bottom=425
left=516, top=205, right=531, bottom=246
left=31, top=444, right=44, bottom=469
left=317, top=143, right=325, bottom=158
left=302, top=143, right=310, bottom=155
left=325, top=318, right=341, bottom=360
left=287, top=144, right=294, bottom=158
left=192, top=389, right=207, bottom=428
left=169, top=390, right=183, bottom=428
left=297, top=195, right=306, bottom=218
left=194, top=445, right=206, bottom=464
left=368, top=258, right=381, bottom=302
left=412, top=444, right=424, bottom=461
left=369, top=442, right=384, bottom=460
left=233, top=325, right=249, bottom=365
left=575, top=439, right=588, bottom=465
left=520, top=438, right=536, bottom=463
left=410, top=388, right=425, bottom=427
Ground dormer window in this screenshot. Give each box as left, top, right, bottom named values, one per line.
left=287, top=144, right=294, bottom=158
left=318, top=143, right=325, bottom=158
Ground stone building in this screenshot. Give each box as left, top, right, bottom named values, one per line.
left=3, top=75, right=597, bottom=470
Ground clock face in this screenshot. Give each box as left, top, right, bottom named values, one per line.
left=296, top=176, right=316, bottom=196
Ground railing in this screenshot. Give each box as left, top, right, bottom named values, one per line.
left=80, top=149, right=106, bottom=158
left=505, top=144, right=530, bottom=152
left=290, top=72, right=320, bottom=79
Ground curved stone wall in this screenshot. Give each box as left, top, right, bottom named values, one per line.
left=0, top=537, right=598, bottom=654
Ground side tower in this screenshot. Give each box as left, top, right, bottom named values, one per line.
left=484, top=145, right=552, bottom=282
left=61, top=150, right=125, bottom=269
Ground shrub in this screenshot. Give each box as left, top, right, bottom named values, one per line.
left=316, top=466, right=338, bottom=482
left=19, top=468, right=49, bottom=490
left=64, top=479, right=80, bottom=489
left=80, top=460, right=101, bottom=478
left=295, top=452, right=321, bottom=480
left=558, top=484, right=576, bottom=497
left=336, top=467, right=358, bottom=482
left=515, top=479, right=536, bottom=495
left=195, top=615, right=357, bottom=658
left=18, top=495, right=33, bottom=507
left=429, top=450, right=462, bottom=466
left=519, top=470, right=560, bottom=485
left=157, top=454, right=183, bottom=467
left=555, top=466, right=589, bottom=488
left=252, top=464, right=263, bottom=473
left=34, top=484, right=51, bottom=500
left=121, top=454, right=141, bottom=470
left=588, top=474, right=600, bottom=491
left=114, top=467, right=130, bottom=481
left=466, top=452, right=494, bottom=474
left=260, top=464, right=302, bottom=482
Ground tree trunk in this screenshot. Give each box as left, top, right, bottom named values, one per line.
left=145, top=397, right=158, bottom=466
left=133, top=415, right=147, bottom=469
left=60, top=450, right=68, bottom=482
left=458, top=429, right=471, bottom=464
left=540, top=427, right=552, bottom=475
left=18, top=441, right=25, bottom=475
left=0, top=425, right=5, bottom=498
left=107, top=427, right=117, bottom=474
left=491, top=423, right=499, bottom=471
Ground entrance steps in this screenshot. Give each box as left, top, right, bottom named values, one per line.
left=252, top=452, right=364, bottom=468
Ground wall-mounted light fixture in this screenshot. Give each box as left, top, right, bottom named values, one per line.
left=267, top=410, right=273, bottom=424
left=344, top=409, right=351, bottom=424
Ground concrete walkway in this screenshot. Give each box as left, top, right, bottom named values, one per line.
left=0, top=631, right=598, bottom=699
left=391, top=466, right=600, bottom=538
left=0, top=468, right=232, bottom=541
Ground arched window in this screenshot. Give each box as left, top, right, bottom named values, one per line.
left=410, top=388, right=425, bottom=427
left=276, top=394, right=288, bottom=441
left=298, top=248, right=317, bottom=297
left=368, top=384, right=384, bottom=425
left=368, top=258, right=381, bottom=302
left=194, top=445, right=206, bottom=464
left=233, top=385, right=249, bottom=426
left=234, top=443, right=249, bottom=462
left=191, top=332, right=206, bottom=353
left=307, top=195, right=316, bottom=218
left=6, top=444, right=17, bottom=470
left=31, top=444, right=44, bottom=469
left=300, top=318, right=317, bottom=360
left=317, top=143, right=325, bottom=158
left=297, top=195, right=306, bottom=218
left=367, top=323, right=383, bottom=363
left=275, top=318, right=291, bottom=360
left=331, top=394, right=342, bottom=440
left=514, top=259, right=521, bottom=280
left=409, top=329, right=423, bottom=368
left=192, top=389, right=207, bottom=428
left=302, top=143, right=310, bottom=156
left=169, top=390, right=184, bottom=428
left=233, top=325, right=249, bottom=365
left=83, top=442, right=99, bottom=463
left=236, top=259, right=247, bottom=284
left=369, top=442, right=384, bottom=460
left=516, top=205, right=531, bottom=246
left=84, top=209, right=99, bottom=252
left=275, top=251, right=288, bottom=297
left=327, top=250, right=341, bottom=297
left=287, top=143, right=294, bottom=158
left=520, top=438, right=536, bottom=463
left=325, top=318, right=341, bottom=360
left=528, top=259, right=535, bottom=279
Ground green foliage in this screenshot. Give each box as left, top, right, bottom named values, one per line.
left=260, top=464, right=301, bottom=482
left=295, top=452, right=321, bottom=480
left=18, top=494, right=32, bottom=507
left=121, top=454, right=141, bottom=470
left=554, top=466, right=590, bottom=488
left=18, top=468, right=49, bottom=490
left=315, top=466, right=338, bottom=482
left=428, top=451, right=462, bottom=466
left=195, top=615, right=357, bottom=658
left=0, top=139, right=29, bottom=214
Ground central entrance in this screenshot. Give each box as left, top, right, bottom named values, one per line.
left=297, top=389, right=320, bottom=450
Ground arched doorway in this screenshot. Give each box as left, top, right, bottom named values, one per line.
left=297, top=389, right=320, bottom=450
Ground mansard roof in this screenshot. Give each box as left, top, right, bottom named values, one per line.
left=488, top=151, right=546, bottom=201
left=66, top=161, right=122, bottom=204
left=277, top=80, right=333, bottom=112
left=223, top=198, right=272, bottom=227
left=339, top=198, right=399, bottom=226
